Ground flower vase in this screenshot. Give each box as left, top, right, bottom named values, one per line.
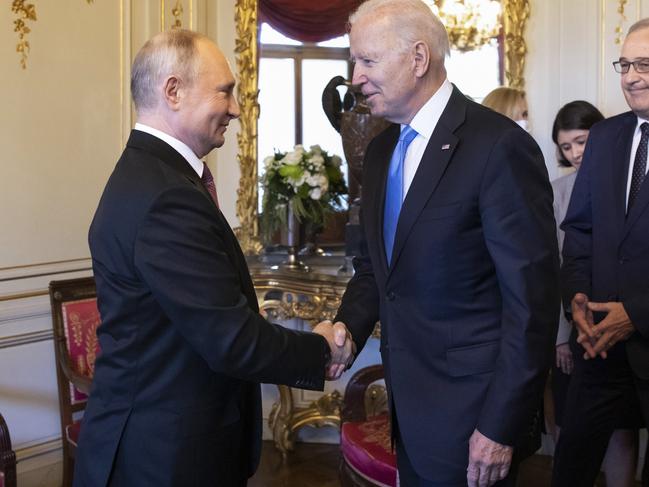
left=299, top=221, right=326, bottom=257
left=281, top=204, right=309, bottom=272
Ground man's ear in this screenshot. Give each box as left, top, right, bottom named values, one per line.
left=412, top=41, right=431, bottom=78
left=162, top=75, right=182, bottom=110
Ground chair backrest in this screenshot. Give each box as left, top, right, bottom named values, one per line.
left=0, top=413, right=16, bottom=487
left=49, top=277, right=100, bottom=436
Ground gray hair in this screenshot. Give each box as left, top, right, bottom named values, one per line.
left=628, top=18, right=649, bottom=37
left=131, top=29, right=206, bottom=112
left=348, top=0, right=450, bottom=62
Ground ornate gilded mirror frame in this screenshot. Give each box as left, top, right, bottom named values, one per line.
left=233, top=0, right=530, bottom=255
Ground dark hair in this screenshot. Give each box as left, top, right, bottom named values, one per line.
left=552, top=101, right=604, bottom=167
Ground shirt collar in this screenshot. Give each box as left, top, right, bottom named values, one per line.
left=134, top=123, right=204, bottom=177
left=406, top=79, right=453, bottom=139
left=636, top=116, right=649, bottom=130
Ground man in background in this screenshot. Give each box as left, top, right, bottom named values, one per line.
left=334, top=0, right=559, bottom=485
left=552, top=18, right=649, bottom=487
left=74, top=30, right=353, bottom=487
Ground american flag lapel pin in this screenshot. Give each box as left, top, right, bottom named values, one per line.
left=441, top=144, right=451, bottom=150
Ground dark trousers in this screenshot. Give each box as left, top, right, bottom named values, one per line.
left=551, top=350, right=649, bottom=487
left=396, top=438, right=519, bottom=487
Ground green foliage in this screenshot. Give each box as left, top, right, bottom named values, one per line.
left=260, top=144, right=348, bottom=242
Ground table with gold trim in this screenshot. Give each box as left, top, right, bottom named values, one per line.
left=248, top=255, right=379, bottom=456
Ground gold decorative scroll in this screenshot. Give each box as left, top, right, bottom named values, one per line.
left=234, top=0, right=531, bottom=251
left=171, top=0, right=183, bottom=29
left=11, top=0, right=37, bottom=69
left=502, top=0, right=530, bottom=90
left=234, top=0, right=263, bottom=254
left=11, top=1, right=94, bottom=70
left=615, top=0, right=628, bottom=45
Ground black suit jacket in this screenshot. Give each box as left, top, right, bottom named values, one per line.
left=335, top=87, right=559, bottom=482
left=74, top=131, right=329, bottom=487
left=561, top=111, right=649, bottom=378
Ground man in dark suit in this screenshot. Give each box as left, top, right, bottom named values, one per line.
left=74, top=30, right=353, bottom=487
left=551, top=19, right=649, bottom=487
left=333, top=1, right=559, bottom=486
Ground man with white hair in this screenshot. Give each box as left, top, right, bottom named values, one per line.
left=334, top=0, right=559, bottom=485
left=552, top=18, right=649, bottom=487
left=74, top=30, right=353, bottom=487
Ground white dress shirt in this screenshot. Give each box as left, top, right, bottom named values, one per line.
left=134, top=123, right=204, bottom=178
left=402, top=79, right=454, bottom=199
left=626, top=116, right=649, bottom=207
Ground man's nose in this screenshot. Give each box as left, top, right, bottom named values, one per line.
left=623, top=64, right=642, bottom=83
left=229, top=95, right=241, bottom=119
left=351, top=66, right=365, bottom=86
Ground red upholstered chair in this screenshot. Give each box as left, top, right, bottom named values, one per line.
left=0, top=413, right=16, bottom=487
left=49, top=277, right=100, bottom=487
left=340, top=364, right=397, bottom=487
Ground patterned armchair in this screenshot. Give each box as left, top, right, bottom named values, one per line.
left=0, top=413, right=16, bottom=487
left=49, top=277, right=100, bottom=487
left=339, top=364, right=397, bottom=487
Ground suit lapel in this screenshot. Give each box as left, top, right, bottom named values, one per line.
left=611, top=115, right=635, bottom=242
left=388, top=87, right=465, bottom=275
left=623, top=174, right=649, bottom=239
left=621, top=117, right=649, bottom=239
left=126, top=131, right=255, bottom=299
left=126, top=130, right=258, bottom=311
left=367, top=125, right=400, bottom=276
left=127, top=130, right=219, bottom=212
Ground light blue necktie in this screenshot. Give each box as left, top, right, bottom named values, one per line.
left=383, top=125, right=418, bottom=265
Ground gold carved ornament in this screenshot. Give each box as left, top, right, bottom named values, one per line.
left=233, top=0, right=263, bottom=254
left=502, top=0, right=530, bottom=90
left=259, top=288, right=343, bottom=456
left=615, top=0, right=628, bottom=45
left=268, top=388, right=343, bottom=456
left=11, top=0, right=36, bottom=70
left=233, top=0, right=530, bottom=253
left=171, top=0, right=183, bottom=29
left=11, top=0, right=94, bottom=70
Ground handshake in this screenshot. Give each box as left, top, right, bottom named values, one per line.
left=313, top=320, right=356, bottom=380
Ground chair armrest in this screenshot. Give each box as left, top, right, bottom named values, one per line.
left=53, top=335, right=92, bottom=395
left=341, top=364, right=385, bottom=423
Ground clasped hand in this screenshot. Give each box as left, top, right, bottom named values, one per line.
left=313, top=320, right=355, bottom=380
left=571, top=293, right=635, bottom=359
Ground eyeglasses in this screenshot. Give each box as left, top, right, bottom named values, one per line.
left=613, top=59, right=649, bottom=73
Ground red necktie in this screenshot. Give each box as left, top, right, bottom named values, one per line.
left=201, top=162, right=219, bottom=208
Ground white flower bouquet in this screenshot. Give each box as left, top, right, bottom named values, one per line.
left=260, top=144, right=347, bottom=241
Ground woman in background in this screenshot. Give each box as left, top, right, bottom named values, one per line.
left=482, top=86, right=529, bottom=131
left=551, top=100, right=640, bottom=487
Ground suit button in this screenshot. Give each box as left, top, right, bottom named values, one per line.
left=619, top=258, right=626, bottom=264
left=386, top=292, right=395, bottom=301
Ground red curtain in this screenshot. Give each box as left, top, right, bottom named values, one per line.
left=258, top=0, right=363, bottom=43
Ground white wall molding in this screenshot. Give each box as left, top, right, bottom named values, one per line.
left=0, top=330, right=52, bottom=350
left=0, top=259, right=92, bottom=318
left=0, top=296, right=50, bottom=326
left=15, top=438, right=63, bottom=487
left=15, top=436, right=62, bottom=463
left=0, top=258, right=91, bottom=285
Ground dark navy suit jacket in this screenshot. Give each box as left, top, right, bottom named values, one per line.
left=335, top=86, right=560, bottom=483
left=561, top=111, right=649, bottom=378
left=74, top=131, right=329, bottom=487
